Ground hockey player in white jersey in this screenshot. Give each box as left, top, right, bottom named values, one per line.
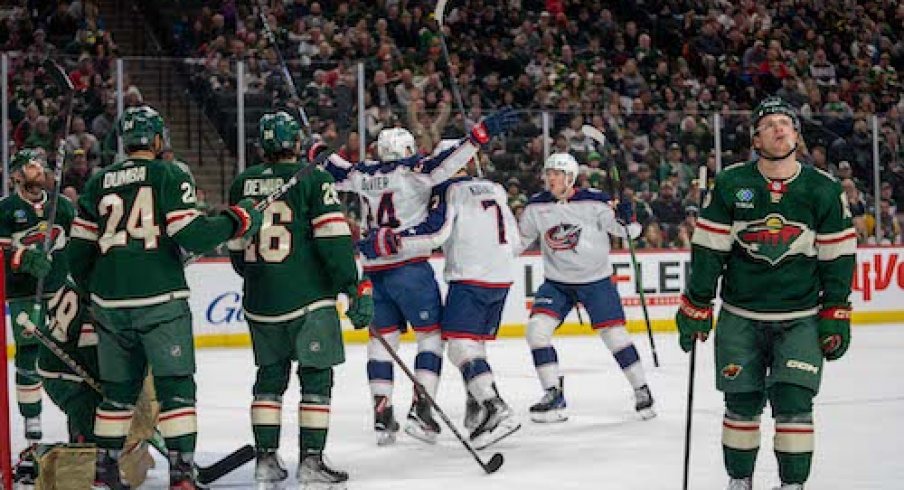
left=359, top=140, right=522, bottom=449
left=323, top=109, right=519, bottom=445
left=516, top=152, right=656, bottom=422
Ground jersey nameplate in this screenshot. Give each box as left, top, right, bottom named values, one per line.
left=243, top=178, right=286, bottom=197
left=103, top=167, right=147, bottom=189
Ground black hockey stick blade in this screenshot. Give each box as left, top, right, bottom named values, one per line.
left=196, top=444, right=255, bottom=485
left=483, top=453, right=504, bottom=474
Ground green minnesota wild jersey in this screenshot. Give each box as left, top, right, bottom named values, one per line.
left=0, top=192, right=75, bottom=299
left=228, top=161, right=358, bottom=323
left=39, top=280, right=99, bottom=381
left=71, top=158, right=211, bottom=308
left=687, top=161, right=857, bottom=320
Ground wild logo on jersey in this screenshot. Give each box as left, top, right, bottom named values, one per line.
left=736, top=213, right=810, bottom=265
left=13, top=222, right=67, bottom=252
left=544, top=223, right=582, bottom=252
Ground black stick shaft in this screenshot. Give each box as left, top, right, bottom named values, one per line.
left=368, top=326, right=500, bottom=472
left=682, top=341, right=697, bottom=490
left=625, top=230, right=659, bottom=367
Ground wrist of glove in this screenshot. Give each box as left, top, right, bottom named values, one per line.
left=12, top=248, right=52, bottom=279
left=306, top=141, right=332, bottom=165
left=818, top=306, right=851, bottom=361
left=357, top=227, right=401, bottom=260
left=225, top=198, right=263, bottom=239
left=675, top=295, right=713, bottom=353
left=468, top=108, right=519, bottom=145
left=346, top=278, right=374, bottom=329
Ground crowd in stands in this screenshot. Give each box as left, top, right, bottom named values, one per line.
left=1, top=0, right=123, bottom=201
left=170, top=0, right=903, bottom=247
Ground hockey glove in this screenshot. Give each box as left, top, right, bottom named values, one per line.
left=615, top=198, right=634, bottom=224
left=225, top=198, right=263, bottom=239
left=346, top=278, right=374, bottom=329
left=306, top=140, right=332, bottom=165
left=12, top=248, right=52, bottom=280
left=675, top=295, right=713, bottom=353
left=818, top=306, right=851, bottom=361
left=469, top=108, right=520, bottom=145
left=357, top=227, right=401, bottom=260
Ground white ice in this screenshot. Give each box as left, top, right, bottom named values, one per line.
left=6, top=325, right=903, bottom=489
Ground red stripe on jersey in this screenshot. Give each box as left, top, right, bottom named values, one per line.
left=697, top=221, right=731, bottom=235
left=312, top=216, right=347, bottom=229
left=158, top=408, right=196, bottom=422
left=816, top=232, right=857, bottom=244
left=166, top=211, right=196, bottom=224
left=363, top=257, right=429, bottom=272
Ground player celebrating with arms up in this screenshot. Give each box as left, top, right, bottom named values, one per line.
left=360, top=141, right=522, bottom=449
left=322, top=109, right=518, bottom=445
left=517, top=152, right=656, bottom=422
left=676, top=96, right=856, bottom=490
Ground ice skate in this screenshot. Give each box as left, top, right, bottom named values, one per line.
left=727, top=477, right=752, bottom=490
left=255, top=449, right=288, bottom=489
left=24, top=416, right=41, bottom=443
left=93, top=450, right=130, bottom=490
left=297, top=452, right=348, bottom=489
left=470, top=397, right=521, bottom=450
left=373, top=395, right=399, bottom=446
left=634, top=384, right=656, bottom=420
left=13, top=446, right=37, bottom=489
left=168, top=452, right=198, bottom=490
left=529, top=378, right=567, bottom=423
left=404, top=395, right=441, bottom=444
left=463, top=392, right=484, bottom=431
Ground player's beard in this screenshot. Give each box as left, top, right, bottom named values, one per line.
left=20, top=170, right=47, bottom=198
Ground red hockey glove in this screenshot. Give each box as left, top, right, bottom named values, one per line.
left=818, top=306, right=851, bottom=361
left=675, top=295, right=713, bottom=353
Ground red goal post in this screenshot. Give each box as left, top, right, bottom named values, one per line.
left=1, top=248, right=12, bottom=489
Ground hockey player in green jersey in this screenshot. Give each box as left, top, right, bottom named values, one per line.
left=676, top=96, right=857, bottom=490
left=0, top=148, right=75, bottom=444
left=228, top=111, right=373, bottom=489
left=67, top=105, right=263, bottom=490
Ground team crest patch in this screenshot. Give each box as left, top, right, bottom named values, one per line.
left=544, top=223, right=582, bottom=252
left=722, top=363, right=743, bottom=379
left=13, top=223, right=66, bottom=252
left=736, top=214, right=809, bottom=265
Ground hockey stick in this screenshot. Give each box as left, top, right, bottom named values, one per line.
left=434, top=0, right=484, bottom=178
left=581, top=125, right=659, bottom=367
left=259, top=12, right=311, bottom=133
left=15, top=314, right=254, bottom=484
left=682, top=165, right=707, bottom=490
left=368, top=326, right=504, bottom=474
left=30, top=59, right=75, bottom=329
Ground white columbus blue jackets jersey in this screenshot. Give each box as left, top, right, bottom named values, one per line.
left=517, top=188, right=634, bottom=284
left=324, top=139, right=478, bottom=272
left=397, top=176, right=519, bottom=285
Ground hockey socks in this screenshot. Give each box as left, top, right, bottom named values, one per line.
left=723, top=391, right=766, bottom=479
left=413, top=329, right=443, bottom=399
left=155, top=376, right=198, bottom=454
left=299, top=367, right=333, bottom=455
left=771, top=384, right=815, bottom=485
left=15, top=344, right=43, bottom=420
left=251, top=362, right=291, bottom=450
left=597, top=325, right=647, bottom=390
left=367, top=329, right=400, bottom=398
left=526, top=314, right=561, bottom=390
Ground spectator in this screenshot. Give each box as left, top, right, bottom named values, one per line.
left=650, top=181, right=684, bottom=240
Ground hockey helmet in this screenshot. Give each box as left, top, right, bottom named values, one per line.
left=259, top=111, right=301, bottom=156
left=10, top=148, right=48, bottom=174
left=118, top=105, right=166, bottom=150
left=751, top=96, right=800, bottom=135
left=377, top=127, right=416, bottom=161
left=544, top=152, right=579, bottom=188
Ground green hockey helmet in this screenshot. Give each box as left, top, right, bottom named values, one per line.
left=10, top=148, right=49, bottom=173
left=259, top=111, right=301, bottom=156
left=751, top=96, right=800, bottom=135
left=118, top=105, right=166, bottom=150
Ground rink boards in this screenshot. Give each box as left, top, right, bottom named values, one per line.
left=5, top=246, right=904, bottom=355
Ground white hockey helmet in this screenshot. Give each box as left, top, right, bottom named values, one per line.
left=544, top=152, right=579, bottom=188
left=377, top=127, right=417, bottom=161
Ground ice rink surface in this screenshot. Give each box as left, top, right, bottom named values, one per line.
left=7, top=325, right=903, bottom=489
